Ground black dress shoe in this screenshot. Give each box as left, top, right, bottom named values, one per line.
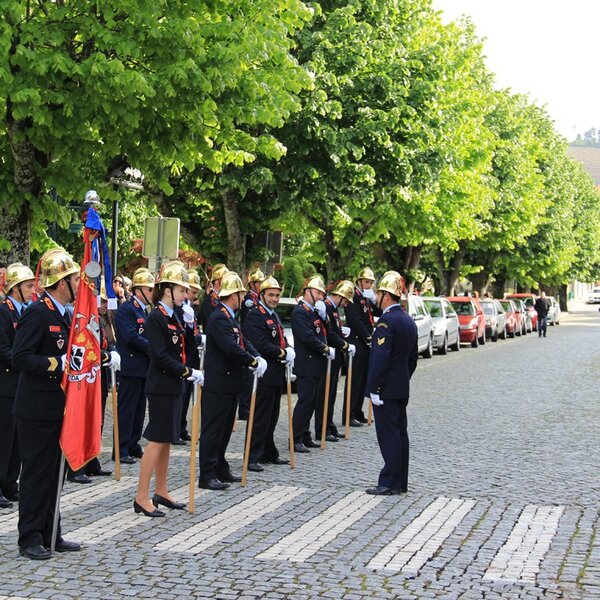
left=294, top=443, right=310, bottom=453
left=152, top=494, right=185, bottom=510
left=365, top=485, right=403, bottom=496
left=172, top=439, right=187, bottom=446
left=54, top=539, right=81, bottom=553
left=316, top=434, right=339, bottom=443
left=303, top=439, right=320, bottom=448
left=133, top=500, right=166, bottom=517
left=330, top=429, right=343, bottom=438
left=180, top=431, right=192, bottom=441
left=349, top=419, right=363, bottom=427
left=118, top=455, right=136, bottom=464
left=86, top=467, right=112, bottom=477
left=4, top=488, right=19, bottom=501
left=0, top=494, right=13, bottom=508
left=357, top=416, right=368, bottom=424
left=198, top=478, right=230, bottom=491
left=247, top=463, right=264, bottom=472
left=262, top=456, right=289, bottom=465
left=130, top=448, right=144, bottom=459
left=218, top=471, right=242, bottom=483
left=19, top=545, right=52, bottom=560
left=67, top=474, right=92, bottom=484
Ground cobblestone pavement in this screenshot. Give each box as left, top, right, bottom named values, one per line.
left=0, top=302, right=598, bottom=599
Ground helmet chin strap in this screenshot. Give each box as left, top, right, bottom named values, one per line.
left=377, top=292, right=385, bottom=312
left=15, top=284, right=26, bottom=305
left=66, top=278, right=76, bottom=304
left=308, top=289, right=317, bottom=306
left=140, top=289, right=152, bottom=306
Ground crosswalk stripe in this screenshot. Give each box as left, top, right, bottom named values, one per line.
left=367, top=496, right=476, bottom=574
left=483, top=504, right=564, bottom=583
left=257, top=491, right=384, bottom=563
left=0, top=477, right=134, bottom=535
left=154, top=485, right=305, bottom=554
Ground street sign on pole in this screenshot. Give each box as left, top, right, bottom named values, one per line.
left=143, top=217, right=180, bottom=271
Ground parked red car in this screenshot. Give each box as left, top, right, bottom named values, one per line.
left=504, top=293, right=538, bottom=331
left=499, top=299, right=522, bottom=338
left=448, top=296, right=486, bottom=348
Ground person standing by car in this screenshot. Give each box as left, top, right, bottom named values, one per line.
left=534, top=292, right=549, bottom=338
left=365, top=271, right=418, bottom=496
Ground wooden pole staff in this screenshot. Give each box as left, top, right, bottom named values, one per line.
left=111, top=368, right=121, bottom=481
left=344, top=354, right=353, bottom=440
left=367, top=398, right=373, bottom=425
left=241, top=372, right=259, bottom=487
left=188, top=347, right=204, bottom=514
left=49, top=455, right=66, bottom=555
left=320, top=356, right=332, bottom=449
left=286, top=363, right=295, bottom=469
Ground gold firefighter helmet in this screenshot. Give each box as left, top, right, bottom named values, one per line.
left=260, top=275, right=282, bottom=293
left=187, top=269, right=202, bottom=291
left=303, top=274, right=326, bottom=294
left=38, top=248, right=80, bottom=288
left=378, top=271, right=403, bottom=298
left=247, top=266, right=265, bottom=284
left=131, top=268, right=155, bottom=289
left=210, top=263, right=229, bottom=282
left=219, top=271, right=246, bottom=297
left=156, top=260, right=190, bottom=289
left=5, top=262, right=35, bottom=292
left=330, top=280, right=354, bottom=303
left=356, top=267, right=375, bottom=282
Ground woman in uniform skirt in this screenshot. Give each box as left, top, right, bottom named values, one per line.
left=133, top=261, right=203, bottom=517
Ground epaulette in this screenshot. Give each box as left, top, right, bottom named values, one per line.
left=258, top=305, right=267, bottom=315
left=5, top=298, right=15, bottom=312
left=158, top=305, right=169, bottom=316
left=44, top=297, right=55, bottom=311
left=133, top=298, right=140, bottom=309
left=301, top=303, right=312, bottom=312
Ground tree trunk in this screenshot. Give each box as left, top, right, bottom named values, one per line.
left=323, top=228, right=344, bottom=281
left=0, top=204, right=31, bottom=264
left=435, top=244, right=465, bottom=296
left=221, top=189, right=245, bottom=273
left=490, top=276, right=506, bottom=299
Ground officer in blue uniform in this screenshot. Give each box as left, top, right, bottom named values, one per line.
left=365, top=271, right=418, bottom=496
left=344, top=267, right=380, bottom=426
left=114, top=267, right=155, bottom=463
left=291, top=275, right=334, bottom=453
left=199, top=263, right=228, bottom=330
left=199, top=272, right=267, bottom=490
left=12, top=248, right=82, bottom=559
left=314, top=280, right=356, bottom=442
left=0, top=263, right=36, bottom=508
left=242, top=276, right=295, bottom=471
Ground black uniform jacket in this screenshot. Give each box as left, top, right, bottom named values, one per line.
left=175, top=303, right=202, bottom=369
left=240, top=290, right=260, bottom=325
left=12, top=294, right=70, bottom=421
left=345, top=287, right=379, bottom=351
left=242, top=303, right=288, bottom=387
left=324, top=298, right=349, bottom=362
left=115, top=296, right=149, bottom=377
left=200, top=289, right=219, bottom=330
left=0, top=298, right=22, bottom=396
left=204, top=303, right=259, bottom=394
left=291, top=300, right=328, bottom=379
left=145, top=305, right=195, bottom=395
left=366, top=305, right=418, bottom=401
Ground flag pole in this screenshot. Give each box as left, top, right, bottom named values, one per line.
left=320, top=356, right=332, bottom=449
left=111, top=368, right=121, bottom=481
left=49, top=455, right=66, bottom=555
left=241, top=372, right=259, bottom=487
left=286, top=364, right=295, bottom=469
left=344, top=354, right=353, bottom=440
left=188, top=346, right=204, bottom=514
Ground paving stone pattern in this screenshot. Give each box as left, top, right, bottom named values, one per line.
left=0, top=303, right=598, bottom=599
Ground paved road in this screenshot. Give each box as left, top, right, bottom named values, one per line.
left=0, top=302, right=598, bottom=599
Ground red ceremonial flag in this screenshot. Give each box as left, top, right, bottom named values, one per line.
left=60, top=227, right=103, bottom=471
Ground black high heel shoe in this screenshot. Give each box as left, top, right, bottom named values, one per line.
left=133, top=500, right=166, bottom=517
left=152, top=494, right=185, bottom=510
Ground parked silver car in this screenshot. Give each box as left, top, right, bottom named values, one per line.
left=405, top=294, right=434, bottom=358
left=421, top=297, right=460, bottom=354
left=546, top=296, right=561, bottom=325
left=515, top=299, right=532, bottom=333
left=480, top=299, right=507, bottom=341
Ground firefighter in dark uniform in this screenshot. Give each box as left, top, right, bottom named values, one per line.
left=314, top=280, right=356, bottom=442
left=238, top=266, right=265, bottom=420
left=365, top=271, right=418, bottom=495
left=134, top=261, right=201, bottom=517
left=0, top=263, right=36, bottom=508
left=199, top=272, right=267, bottom=490
left=343, top=267, right=380, bottom=426
left=242, top=276, right=295, bottom=471
left=199, top=263, right=228, bottom=330
left=12, top=248, right=81, bottom=559
left=114, top=267, right=155, bottom=463
left=291, top=275, right=334, bottom=453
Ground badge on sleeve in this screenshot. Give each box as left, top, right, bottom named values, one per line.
left=245, top=299, right=254, bottom=308
left=377, top=337, right=385, bottom=346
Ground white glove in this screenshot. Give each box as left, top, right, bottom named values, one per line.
left=314, top=300, right=327, bottom=320
left=370, top=392, right=383, bottom=406
left=108, top=350, right=121, bottom=371
left=200, top=334, right=207, bottom=347
left=284, top=347, right=296, bottom=364
left=347, top=344, right=356, bottom=357
left=252, top=356, right=268, bottom=378
left=182, top=303, right=195, bottom=325
left=362, top=289, right=376, bottom=301
left=328, top=347, right=335, bottom=360
left=341, top=326, right=351, bottom=338
left=60, top=354, right=67, bottom=372
left=187, top=369, right=204, bottom=385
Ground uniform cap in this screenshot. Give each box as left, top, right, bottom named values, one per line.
left=156, top=260, right=190, bottom=289
left=38, top=248, right=80, bottom=288
left=131, top=268, right=155, bottom=289
left=303, top=274, right=326, bottom=294
left=330, top=280, right=354, bottom=303
left=378, top=272, right=404, bottom=298
left=5, top=262, right=35, bottom=292
left=247, top=266, right=265, bottom=284
left=210, top=263, right=229, bottom=282
left=260, top=275, right=282, bottom=292
left=356, top=267, right=375, bottom=282
left=219, top=271, right=246, bottom=297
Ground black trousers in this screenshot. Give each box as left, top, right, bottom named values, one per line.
left=0, top=395, right=20, bottom=496
left=314, top=359, right=342, bottom=438
left=247, top=383, right=282, bottom=463
left=373, top=398, right=409, bottom=491
left=179, top=380, right=193, bottom=437
left=343, top=348, right=369, bottom=421
left=17, top=417, right=63, bottom=549
left=198, top=390, right=237, bottom=481
left=238, top=370, right=252, bottom=418
left=293, top=375, right=323, bottom=444
left=116, top=376, right=146, bottom=457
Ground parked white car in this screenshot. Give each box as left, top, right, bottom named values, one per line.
left=421, top=297, right=461, bottom=354
left=405, top=294, right=434, bottom=358
left=587, top=287, right=600, bottom=304
left=546, top=296, right=561, bottom=325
